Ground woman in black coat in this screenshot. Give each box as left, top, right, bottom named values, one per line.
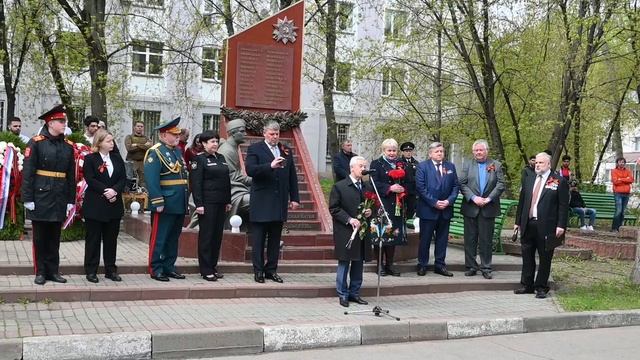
left=190, top=130, right=232, bottom=281
left=369, top=138, right=408, bottom=277
left=83, top=129, right=126, bottom=283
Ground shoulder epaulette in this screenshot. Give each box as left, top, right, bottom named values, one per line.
left=31, top=135, right=45, bottom=142
left=64, top=139, right=75, bottom=146
left=150, top=143, right=161, bottom=150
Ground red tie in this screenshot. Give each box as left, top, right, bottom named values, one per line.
left=529, top=175, right=543, bottom=219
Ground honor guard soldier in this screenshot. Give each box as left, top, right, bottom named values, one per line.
left=22, top=105, right=76, bottom=285
left=144, top=117, right=189, bottom=282
left=400, top=142, right=419, bottom=220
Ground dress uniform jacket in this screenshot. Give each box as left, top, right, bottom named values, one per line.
left=21, top=128, right=75, bottom=222
left=191, top=152, right=231, bottom=206
left=144, top=143, right=188, bottom=214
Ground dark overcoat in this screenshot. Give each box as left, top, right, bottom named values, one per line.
left=329, top=177, right=373, bottom=261
left=245, top=141, right=300, bottom=222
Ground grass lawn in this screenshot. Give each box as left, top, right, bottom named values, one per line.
left=553, top=256, right=640, bottom=311
left=320, top=178, right=334, bottom=203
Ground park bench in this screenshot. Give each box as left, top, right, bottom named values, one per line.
left=569, top=192, right=637, bottom=227
left=448, top=195, right=518, bottom=254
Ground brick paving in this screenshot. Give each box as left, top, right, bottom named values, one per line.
left=0, top=291, right=560, bottom=339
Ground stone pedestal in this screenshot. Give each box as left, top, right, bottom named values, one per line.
left=631, top=230, right=640, bottom=284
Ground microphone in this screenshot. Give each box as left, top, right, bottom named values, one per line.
left=362, top=169, right=377, bottom=175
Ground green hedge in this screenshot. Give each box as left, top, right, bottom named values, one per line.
left=61, top=220, right=85, bottom=242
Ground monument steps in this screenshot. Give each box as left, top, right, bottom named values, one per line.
left=286, top=210, right=319, bottom=220
left=0, top=271, right=536, bottom=303
left=284, top=219, right=321, bottom=231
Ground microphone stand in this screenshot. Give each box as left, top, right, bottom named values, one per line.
left=344, top=173, right=400, bottom=321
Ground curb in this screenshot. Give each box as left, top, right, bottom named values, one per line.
left=4, top=310, right=640, bottom=359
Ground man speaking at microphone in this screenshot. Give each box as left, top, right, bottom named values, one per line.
left=329, top=156, right=373, bottom=307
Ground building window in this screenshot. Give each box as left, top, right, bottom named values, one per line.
left=382, top=67, right=406, bottom=97
left=133, top=109, right=161, bottom=141
left=337, top=124, right=350, bottom=145
left=634, top=137, right=640, bottom=151
left=132, top=40, right=164, bottom=75
left=384, top=9, right=408, bottom=40
left=203, top=0, right=220, bottom=26
left=202, top=47, right=223, bottom=81
left=337, top=2, right=354, bottom=33
left=131, top=0, right=164, bottom=7
left=202, top=113, right=220, bottom=131
left=335, top=62, right=352, bottom=93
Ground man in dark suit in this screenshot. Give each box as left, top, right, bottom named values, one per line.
left=332, top=139, right=356, bottom=182
left=514, top=152, right=569, bottom=299
left=246, top=121, right=300, bottom=283
left=415, top=142, right=459, bottom=277
left=329, top=156, right=372, bottom=307
left=400, top=141, right=418, bottom=221
left=459, top=139, right=505, bottom=279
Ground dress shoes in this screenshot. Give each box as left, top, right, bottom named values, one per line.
left=417, top=267, right=427, bottom=276
left=535, top=289, right=548, bottom=299
left=385, top=267, right=401, bottom=277
left=464, top=269, right=477, bottom=276
left=106, top=273, right=122, bottom=282
left=166, top=271, right=185, bottom=279
left=379, top=267, right=388, bottom=277
left=434, top=267, right=453, bottom=277
left=202, top=274, right=218, bottom=282
left=48, top=274, right=67, bottom=283
left=34, top=274, right=46, bottom=285
left=513, top=286, right=534, bottom=294
left=151, top=274, right=170, bottom=282
left=481, top=271, right=493, bottom=280
left=265, top=273, right=284, bottom=283
left=254, top=272, right=265, bottom=283
left=86, top=274, right=99, bottom=283
left=348, top=297, right=368, bottom=305
left=339, top=298, right=349, bottom=307
left=212, top=269, right=224, bottom=279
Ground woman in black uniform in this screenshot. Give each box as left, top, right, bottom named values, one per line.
left=190, top=130, right=232, bottom=281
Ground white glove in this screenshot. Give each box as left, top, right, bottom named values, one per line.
left=66, top=204, right=74, bottom=216
left=24, top=202, right=35, bottom=211
left=156, top=206, right=164, bottom=213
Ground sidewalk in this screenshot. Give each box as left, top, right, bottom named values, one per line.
left=2, top=233, right=639, bottom=359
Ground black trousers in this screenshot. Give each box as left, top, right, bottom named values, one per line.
left=32, top=221, right=62, bottom=276
left=405, top=194, right=417, bottom=220
left=84, top=218, right=120, bottom=275
left=197, top=203, right=226, bottom=276
left=251, top=221, right=283, bottom=274
left=373, top=245, right=395, bottom=269
left=520, top=220, right=555, bottom=291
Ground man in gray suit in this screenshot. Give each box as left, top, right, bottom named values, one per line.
left=459, top=139, right=505, bottom=279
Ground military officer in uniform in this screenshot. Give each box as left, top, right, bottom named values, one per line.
left=144, top=117, right=189, bottom=282
left=22, top=104, right=76, bottom=285
left=400, top=142, right=419, bottom=221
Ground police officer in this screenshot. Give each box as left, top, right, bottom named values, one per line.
left=22, top=105, right=76, bottom=285
left=144, top=117, right=189, bottom=282
left=190, top=130, right=232, bottom=281
left=400, top=142, right=418, bottom=221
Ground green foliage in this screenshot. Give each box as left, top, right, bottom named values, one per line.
left=580, top=183, right=607, bottom=193
left=0, top=132, right=27, bottom=150
left=320, top=178, right=334, bottom=203
left=65, top=132, right=90, bottom=146
left=52, top=31, right=89, bottom=71
left=61, top=220, right=85, bottom=242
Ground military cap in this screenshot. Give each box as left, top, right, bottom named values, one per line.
left=38, top=104, right=66, bottom=122
left=154, top=117, right=181, bottom=134
left=400, top=142, right=415, bottom=151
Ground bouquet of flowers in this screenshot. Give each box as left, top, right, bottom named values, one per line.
left=63, top=142, right=91, bottom=229
left=0, top=141, right=24, bottom=229
left=387, top=162, right=406, bottom=216
left=347, top=190, right=379, bottom=249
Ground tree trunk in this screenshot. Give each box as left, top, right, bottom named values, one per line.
left=322, top=0, right=339, bottom=158
left=84, top=0, right=108, bottom=122
left=279, top=0, right=293, bottom=9
left=222, top=0, right=234, bottom=36
left=434, top=25, right=442, bottom=142
left=0, top=0, right=14, bottom=127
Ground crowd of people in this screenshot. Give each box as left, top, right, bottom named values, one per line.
left=11, top=107, right=635, bottom=308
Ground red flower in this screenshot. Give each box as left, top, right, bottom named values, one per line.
left=487, top=164, right=496, bottom=172
left=98, top=162, right=108, bottom=174
left=388, top=168, right=405, bottom=181
left=364, top=191, right=380, bottom=208
left=546, top=177, right=559, bottom=186
left=395, top=161, right=405, bottom=169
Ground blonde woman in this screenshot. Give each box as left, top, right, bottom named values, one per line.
left=82, top=129, right=126, bottom=283
left=369, top=138, right=408, bottom=276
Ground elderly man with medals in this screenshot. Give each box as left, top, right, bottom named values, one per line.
left=144, top=117, right=189, bottom=282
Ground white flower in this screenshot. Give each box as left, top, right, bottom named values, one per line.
left=18, top=165, right=23, bottom=171
left=79, top=159, right=84, bottom=167
left=7, top=142, right=15, bottom=149
left=18, top=159, right=23, bottom=166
